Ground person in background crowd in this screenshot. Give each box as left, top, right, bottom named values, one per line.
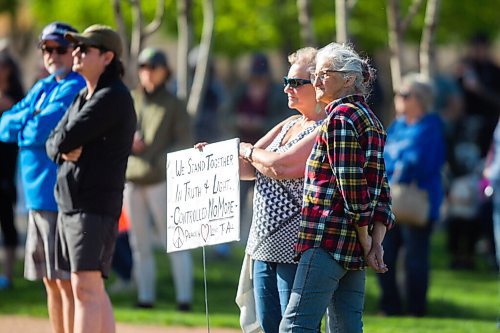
left=124, top=47, right=193, bottom=311
left=189, top=46, right=226, bottom=144
left=0, top=51, right=24, bottom=290
left=447, top=32, right=500, bottom=270
left=378, top=73, right=445, bottom=317
left=224, top=53, right=293, bottom=250
left=0, top=22, right=85, bottom=333
left=456, top=32, right=500, bottom=159
left=230, top=53, right=292, bottom=145
left=46, top=25, right=136, bottom=333
left=230, top=47, right=325, bottom=333
left=279, top=42, right=394, bottom=333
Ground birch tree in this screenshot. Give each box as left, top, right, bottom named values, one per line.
left=185, top=0, right=215, bottom=117
left=419, top=0, right=441, bottom=78
left=335, top=0, right=357, bottom=44
left=386, top=0, right=441, bottom=91
left=176, top=0, right=193, bottom=102
left=113, top=0, right=165, bottom=87
left=297, top=0, right=316, bottom=47
left=386, top=0, right=425, bottom=91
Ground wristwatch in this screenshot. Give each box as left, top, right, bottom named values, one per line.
left=243, top=146, right=254, bottom=161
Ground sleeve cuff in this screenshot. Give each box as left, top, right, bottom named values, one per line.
left=372, top=207, right=396, bottom=230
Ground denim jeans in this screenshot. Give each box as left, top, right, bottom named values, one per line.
left=377, top=223, right=432, bottom=316
left=279, top=248, right=366, bottom=333
left=253, top=259, right=297, bottom=333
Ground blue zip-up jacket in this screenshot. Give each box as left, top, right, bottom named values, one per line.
left=384, top=113, right=446, bottom=222
left=0, top=72, right=85, bottom=211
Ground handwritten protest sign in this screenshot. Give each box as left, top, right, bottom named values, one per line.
left=166, top=138, right=240, bottom=253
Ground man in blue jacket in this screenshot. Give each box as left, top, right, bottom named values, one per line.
left=0, top=22, right=85, bottom=333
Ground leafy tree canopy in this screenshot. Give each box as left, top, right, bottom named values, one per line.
left=27, top=0, right=499, bottom=57
left=0, top=0, right=17, bottom=13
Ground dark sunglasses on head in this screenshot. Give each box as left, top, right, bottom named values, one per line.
left=40, top=45, right=69, bottom=55
left=283, top=77, right=311, bottom=88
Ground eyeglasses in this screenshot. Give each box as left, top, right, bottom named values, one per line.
left=74, top=43, right=107, bottom=54
left=310, top=70, right=343, bottom=83
left=40, top=45, right=69, bottom=55
left=396, top=91, right=412, bottom=99
left=283, top=77, right=311, bottom=88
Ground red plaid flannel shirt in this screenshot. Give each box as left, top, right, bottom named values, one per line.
left=295, top=95, right=395, bottom=270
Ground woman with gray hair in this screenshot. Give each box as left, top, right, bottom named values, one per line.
left=279, top=42, right=394, bottom=332
left=377, top=73, right=445, bottom=317
left=197, top=47, right=326, bottom=333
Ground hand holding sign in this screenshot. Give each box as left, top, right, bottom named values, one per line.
left=166, top=138, right=240, bottom=253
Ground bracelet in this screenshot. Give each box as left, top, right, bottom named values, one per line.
left=243, top=146, right=254, bottom=161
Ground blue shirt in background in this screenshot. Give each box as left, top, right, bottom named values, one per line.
left=0, top=72, right=85, bottom=211
left=384, top=113, right=446, bottom=222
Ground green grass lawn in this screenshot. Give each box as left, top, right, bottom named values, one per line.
left=0, top=229, right=498, bottom=332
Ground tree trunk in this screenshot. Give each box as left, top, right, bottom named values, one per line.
left=297, top=0, right=316, bottom=47
left=112, top=0, right=166, bottom=88
left=176, top=0, right=193, bottom=102
left=113, top=0, right=132, bottom=85
left=420, top=0, right=441, bottom=78
left=129, top=0, right=143, bottom=86
left=186, top=0, right=214, bottom=117
left=335, top=0, right=349, bottom=43
left=386, top=0, right=403, bottom=92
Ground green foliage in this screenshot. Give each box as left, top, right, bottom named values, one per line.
left=28, top=0, right=160, bottom=34
left=23, top=0, right=500, bottom=56
left=0, top=0, right=18, bottom=13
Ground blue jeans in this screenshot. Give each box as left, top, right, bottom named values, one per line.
left=377, top=223, right=432, bottom=316
left=253, top=260, right=297, bottom=333
left=279, top=248, right=366, bottom=333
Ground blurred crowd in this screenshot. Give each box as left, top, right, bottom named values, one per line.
left=0, top=22, right=499, bottom=326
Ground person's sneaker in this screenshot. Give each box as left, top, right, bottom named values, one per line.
left=0, top=276, right=12, bottom=290
left=177, top=302, right=192, bottom=312
left=108, top=279, right=135, bottom=294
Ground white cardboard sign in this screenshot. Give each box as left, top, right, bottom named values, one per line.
left=166, top=138, right=240, bottom=253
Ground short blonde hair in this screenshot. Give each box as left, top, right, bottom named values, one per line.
left=288, top=47, right=317, bottom=74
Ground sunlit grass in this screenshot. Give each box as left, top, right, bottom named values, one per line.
left=0, top=229, right=498, bottom=332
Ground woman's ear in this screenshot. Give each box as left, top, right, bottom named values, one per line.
left=344, top=75, right=356, bottom=88
left=103, top=51, right=115, bottom=66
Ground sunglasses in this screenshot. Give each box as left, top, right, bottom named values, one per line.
left=283, top=77, right=312, bottom=88
left=40, top=45, right=69, bottom=55
left=75, top=43, right=107, bottom=54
